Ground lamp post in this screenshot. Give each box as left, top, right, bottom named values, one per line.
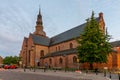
left=25, top=45, right=27, bottom=68
left=19, top=60, right=22, bottom=68
left=118, top=73, right=120, bottom=80
left=104, top=67, right=108, bottom=77
left=63, top=54, right=67, bottom=72
left=23, top=64, right=26, bottom=72
left=77, top=58, right=80, bottom=70
left=32, top=45, right=36, bottom=72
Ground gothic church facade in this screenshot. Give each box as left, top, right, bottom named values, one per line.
left=19, top=10, right=120, bottom=70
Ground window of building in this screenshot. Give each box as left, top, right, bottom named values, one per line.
left=73, top=56, right=77, bottom=63
left=49, top=58, right=52, bottom=64
left=56, top=47, right=57, bottom=51
left=37, top=62, right=40, bottom=66
left=58, top=46, right=60, bottom=51
left=28, top=50, right=31, bottom=63
left=40, top=50, right=44, bottom=57
left=70, top=43, right=73, bottom=49
left=59, top=58, right=63, bottom=64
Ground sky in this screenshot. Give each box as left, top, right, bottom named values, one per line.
left=0, top=0, right=120, bottom=58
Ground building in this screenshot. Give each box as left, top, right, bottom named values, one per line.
left=19, top=9, right=120, bottom=70
left=0, top=56, right=3, bottom=64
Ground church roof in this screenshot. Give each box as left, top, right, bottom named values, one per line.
left=31, top=34, right=50, bottom=46
left=31, top=18, right=100, bottom=46
left=50, top=18, right=99, bottom=45
left=110, top=41, right=120, bottom=47
left=50, top=24, right=85, bottom=45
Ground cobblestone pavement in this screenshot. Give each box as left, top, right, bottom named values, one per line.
left=5, top=68, right=111, bottom=80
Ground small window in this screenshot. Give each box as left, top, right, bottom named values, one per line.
left=58, top=46, right=60, bottom=51
left=70, top=43, right=73, bottom=49
left=73, top=56, right=77, bottom=63
left=59, top=58, right=63, bottom=64
left=49, top=58, right=52, bottom=64
left=40, top=50, right=44, bottom=57
left=28, top=50, right=31, bottom=63
left=56, top=47, right=57, bottom=51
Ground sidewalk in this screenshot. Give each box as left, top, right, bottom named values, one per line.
left=9, top=68, right=110, bottom=80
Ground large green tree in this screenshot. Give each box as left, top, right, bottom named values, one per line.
left=3, top=56, right=20, bottom=65
left=77, top=12, right=112, bottom=69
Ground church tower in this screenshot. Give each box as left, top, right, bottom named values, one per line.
left=34, top=8, right=46, bottom=37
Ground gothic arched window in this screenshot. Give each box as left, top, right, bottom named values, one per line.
left=49, top=58, right=52, bottom=64
left=40, top=50, right=44, bottom=57
left=56, top=47, right=57, bottom=51
left=70, top=43, right=73, bottom=49
left=59, top=58, right=63, bottom=64
left=58, top=46, right=60, bottom=51
left=73, top=56, right=77, bottom=63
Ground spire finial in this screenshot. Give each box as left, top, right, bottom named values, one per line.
left=39, top=5, right=41, bottom=15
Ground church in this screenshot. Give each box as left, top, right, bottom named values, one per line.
left=19, top=9, right=120, bottom=70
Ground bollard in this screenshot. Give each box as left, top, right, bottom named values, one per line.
left=86, top=70, right=88, bottom=74
left=104, top=71, right=106, bottom=77
left=29, top=66, right=31, bottom=71
left=109, top=72, right=111, bottom=79
left=54, top=69, right=56, bottom=72
left=96, top=72, right=98, bottom=75
left=118, top=73, right=120, bottom=80
left=44, top=68, right=46, bottom=72
left=95, top=68, right=98, bottom=75
left=33, top=67, right=35, bottom=72
left=23, top=64, right=26, bottom=72
left=65, top=68, right=66, bottom=72
left=24, top=67, right=26, bottom=72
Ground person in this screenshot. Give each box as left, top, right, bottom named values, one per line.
left=44, top=62, right=48, bottom=72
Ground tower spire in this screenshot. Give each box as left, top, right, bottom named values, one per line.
left=33, top=7, right=46, bottom=37
left=39, top=5, right=41, bottom=15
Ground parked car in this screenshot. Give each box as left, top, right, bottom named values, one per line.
left=4, top=65, right=10, bottom=69
left=10, top=65, right=17, bottom=69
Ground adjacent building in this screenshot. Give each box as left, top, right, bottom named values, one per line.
left=0, top=56, right=3, bottom=64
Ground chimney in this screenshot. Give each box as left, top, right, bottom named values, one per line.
left=98, top=12, right=105, bottom=32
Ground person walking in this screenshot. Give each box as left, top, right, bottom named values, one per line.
left=44, top=62, right=48, bottom=72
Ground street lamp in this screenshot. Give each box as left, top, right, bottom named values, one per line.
left=104, top=67, right=108, bottom=77
left=19, top=60, right=22, bottom=68
left=32, top=45, right=36, bottom=72
left=25, top=45, right=27, bottom=67
left=63, top=54, right=67, bottom=72
left=23, top=64, right=26, bottom=72
left=77, top=58, right=80, bottom=70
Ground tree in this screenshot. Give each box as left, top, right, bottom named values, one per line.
left=3, top=56, right=20, bottom=65
left=77, top=12, right=112, bottom=69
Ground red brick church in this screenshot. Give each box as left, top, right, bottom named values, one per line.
left=19, top=9, right=120, bottom=70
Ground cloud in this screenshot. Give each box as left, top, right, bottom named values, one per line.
left=0, top=32, right=22, bottom=57
left=0, top=2, right=35, bottom=57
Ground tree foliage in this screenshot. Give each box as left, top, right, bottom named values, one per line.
left=3, top=56, right=21, bottom=65
left=77, top=12, right=112, bottom=69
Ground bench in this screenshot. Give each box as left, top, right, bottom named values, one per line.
left=38, top=67, right=46, bottom=69
left=52, top=67, right=62, bottom=70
